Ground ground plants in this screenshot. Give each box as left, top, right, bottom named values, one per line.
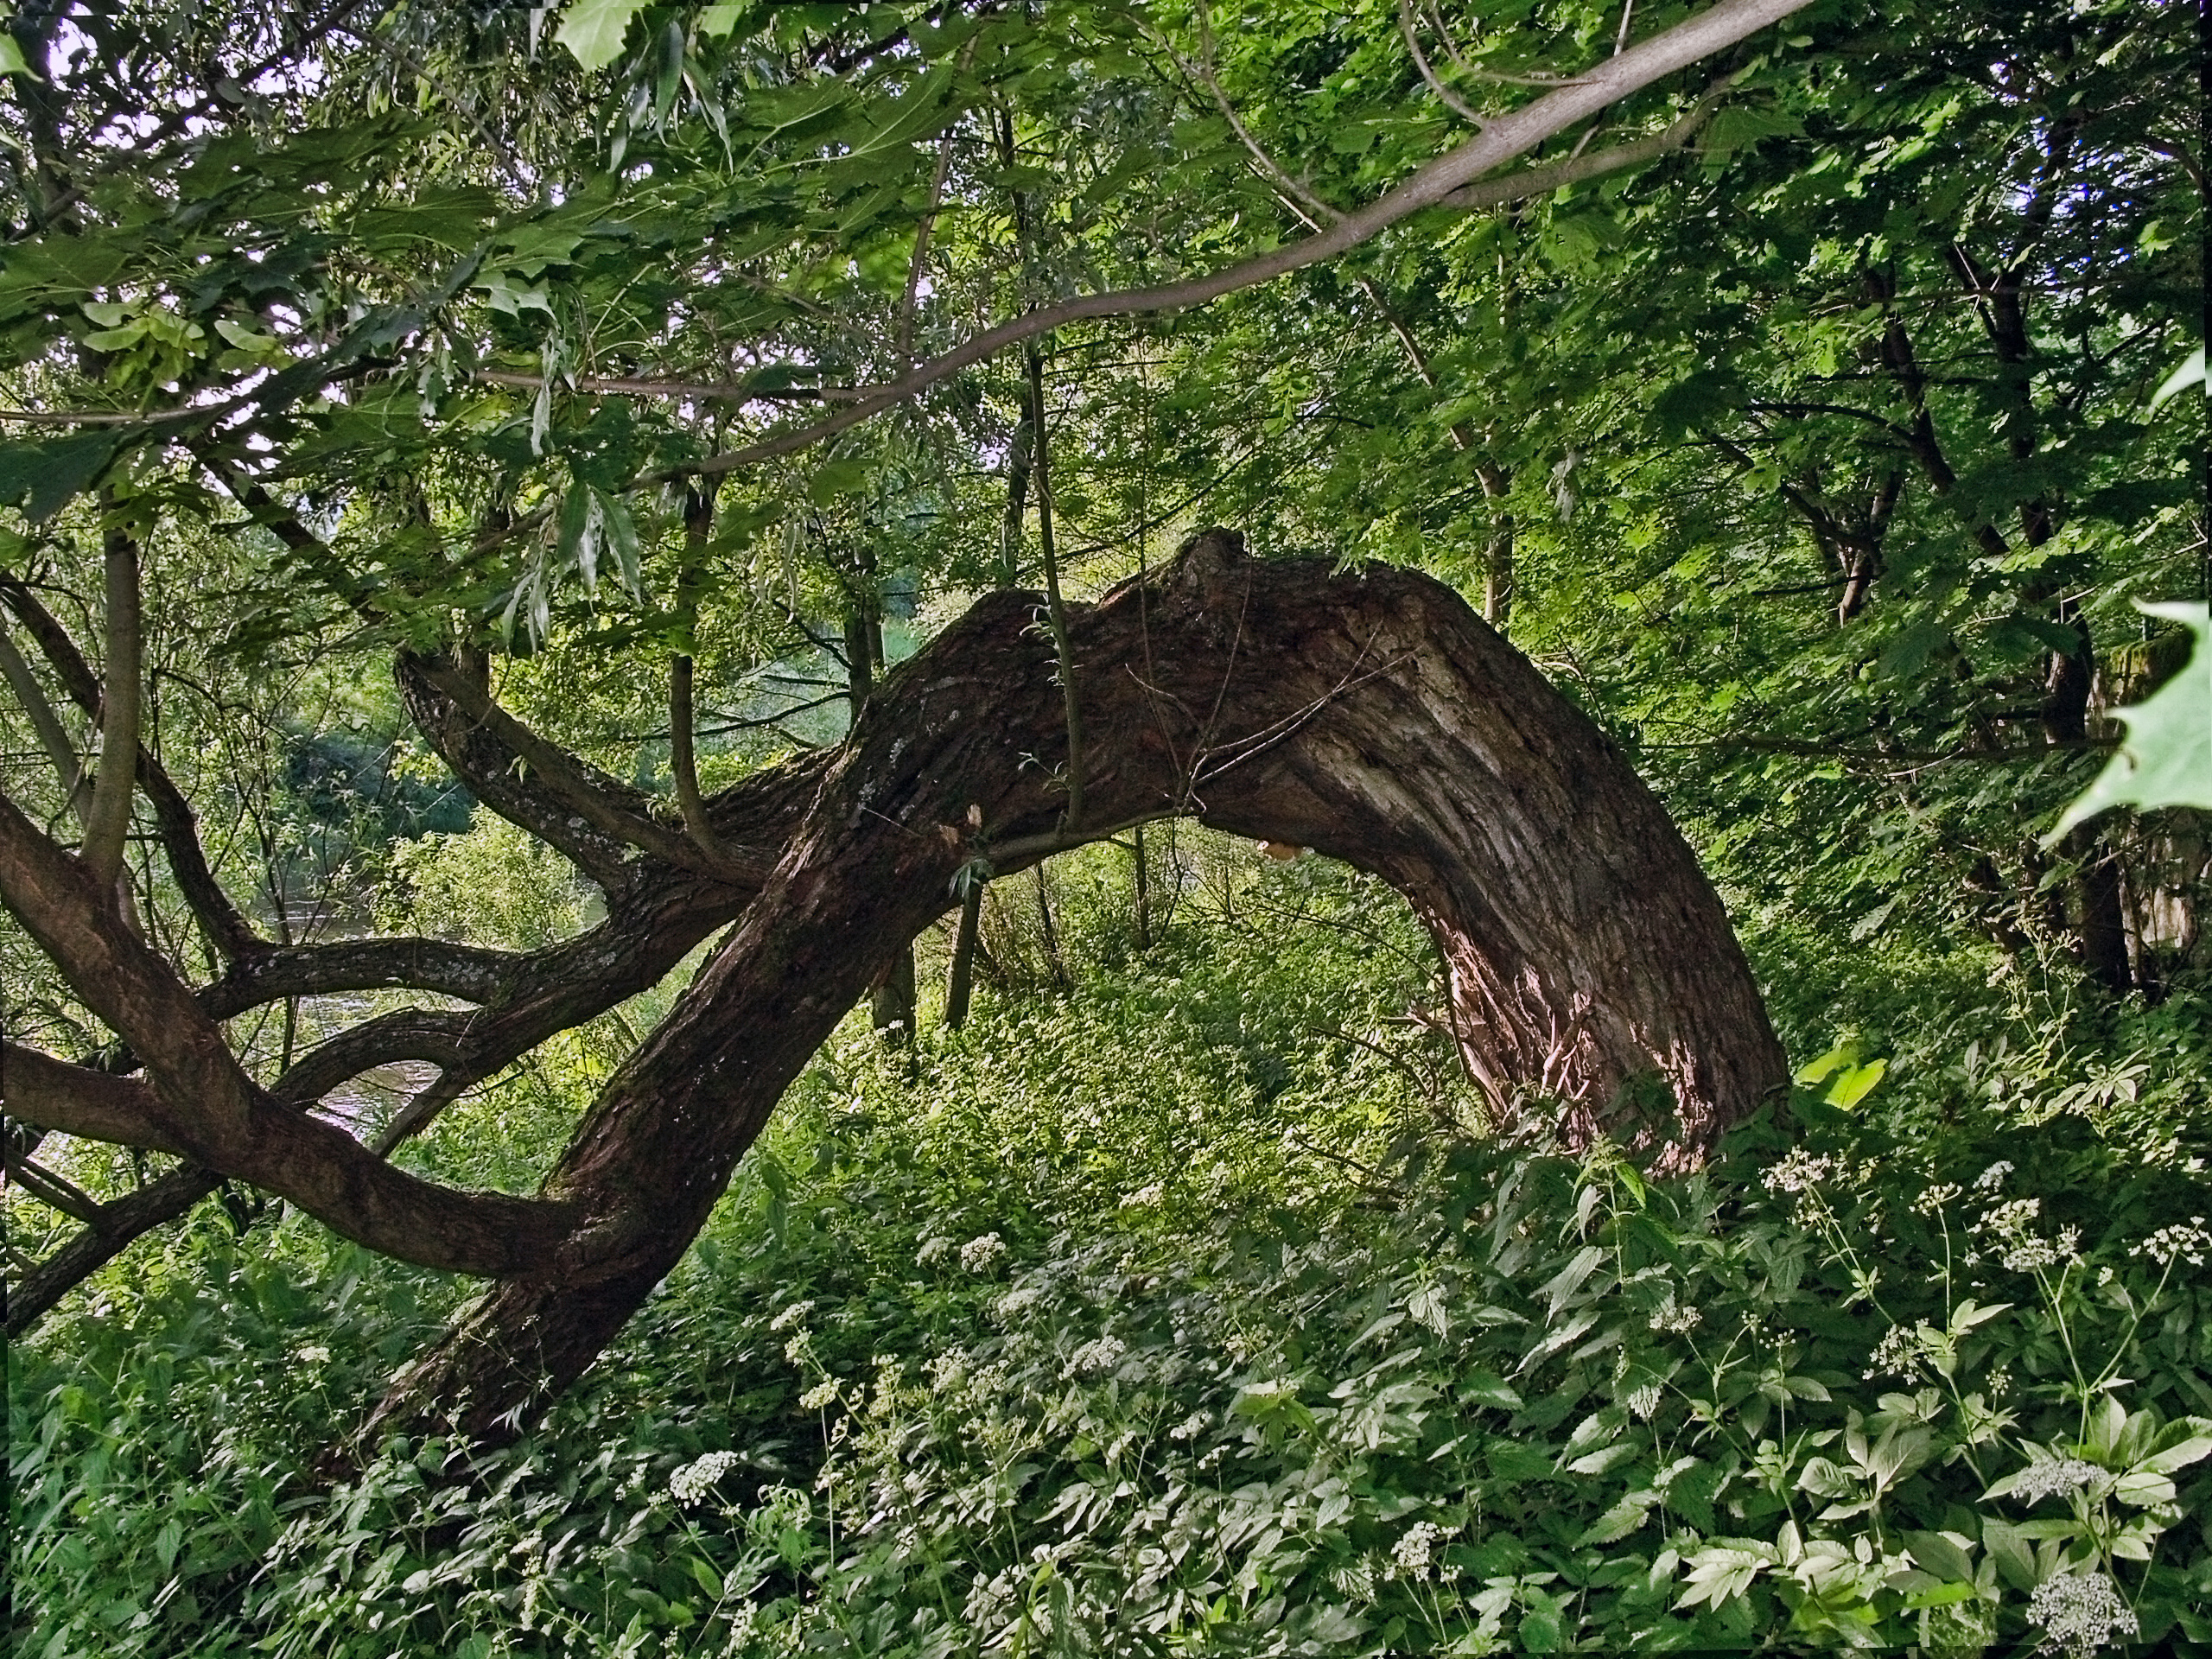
left=13, top=853, right=2211, bottom=1656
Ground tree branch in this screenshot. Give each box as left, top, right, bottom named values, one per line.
left=0, top=572, right=264, bottom=958
left=0, top=791, right=575, bottom=1275
left=79, top=522, right=140, bottom=890
left=652, top=0, right=1813, bottom=483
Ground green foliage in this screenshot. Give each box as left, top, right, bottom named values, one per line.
left=15, top=859, right=2212, bottom=1656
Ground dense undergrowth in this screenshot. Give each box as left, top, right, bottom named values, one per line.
left=12, top=847, right=2212, bottom=1657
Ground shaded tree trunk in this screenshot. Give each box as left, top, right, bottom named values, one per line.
left=363, top=530, right=1787, bottom=1445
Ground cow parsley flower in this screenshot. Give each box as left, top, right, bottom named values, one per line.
left=1392, top=1521, right=1446, bottom=1580
left=1973, top=1160, right=2014, bottom=1192
left=1866, top=1322, right=1926, bottom=1382
left=669, top=1451, right=741, bottom=1503
left=1071, top=1334, right=1127, bottom=1376
left=1911, top=1181, right=1961, bottom=1217
left=798, top=1381, right=840, bottom=1411
left=2010, top=1458, right=2104, bottom=1504
left=959, top=1232, right=1008, bottom=1274
left=1649, top=1294, right=1702, bottom=1335
left=1762, top=1150, right=1835, bottom=1195
left=916, top=1236, right=953, bottom=1266
left=2131, top=1216, right=2211, bottom=1268
left=2027, top=1570, right=2138, bottom=1657
left=769, top=1300, right=814, bottom=1332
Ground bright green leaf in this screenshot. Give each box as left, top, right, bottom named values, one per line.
left=556, top=0, right=645, bottom=73
left=2048, top=601, right=2212, bottom=841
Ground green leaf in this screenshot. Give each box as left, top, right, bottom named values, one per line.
left=0, top=429, right=128, bottom=522
left=556, top=0, right=645, bottom=72
left=0, top=35, right=34, bottom=77
left=1577, top=1495, right=1654, bottom=1545
left=2049, top=601, right=2212, bottom=839
left=1824, top=1059, right=1886, bottom=1109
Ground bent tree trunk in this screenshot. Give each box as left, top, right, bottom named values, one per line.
left=367, top=531, right=1785, bottom=1442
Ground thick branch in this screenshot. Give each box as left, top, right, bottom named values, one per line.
left=0, top=791, right=575, bottom=1274
left=378, top=530, right=1786, bottom=1440
left=4, top=1043, right=189, bottom=1156
left=79, top=524, right=141, bottom=889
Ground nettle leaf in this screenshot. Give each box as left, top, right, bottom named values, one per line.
left=2048, top=601, right=2212, bottom=840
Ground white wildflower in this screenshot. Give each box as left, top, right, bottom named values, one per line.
left=993, top=1284, right=1046, bottom=1319
left=1649, top=1294, right=1703, bottom=1335
left=1973, top=1160, right=2013, bottom=1192
left=1119, top=1181, right=1165, bottom=1209
left=1866, top=1322, right=1926, bottom=1382
left=1168, top=1410, right=1210, bottom=1441
left=1071, top=1334, right=1128, bottom=1376
left=1392, top=1521, right=1446, bottom=1580
left=1911, top=1182, right=1961, bottom=1217
left=1987, top=1365, right=2012, bottom=1395
left=1762, top=1149, right=1835, bottom=1196
left=959, top=1232, right=1008, bottom=1274
left=2131, top=1216, right=2211, bottom=1269
left=924, top=1350, right=969, bottom=1390
left=670, top=1450, right=742, bottom=1503
left=2009, top=1458, right=2105, bottom=1504
left=2027, top=1569, right=2138, bottom=1657
left=1624, top=1383, right=1662, bottom=1421
left=783, top=1330, right=815, bottom=1365
left=916, top=1236, right=953, bottom=1266
left=798, top=1381, right=840, bottom=1411
left=769, top=1300, right=814, bottom=1332
left=296, top=1345, right=332, bottom=1364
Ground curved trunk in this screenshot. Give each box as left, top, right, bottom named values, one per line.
left=368, top=531, right=1784, bottom=1443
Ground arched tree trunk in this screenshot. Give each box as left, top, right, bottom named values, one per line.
left=366, top=531, right=1785, bottom=1444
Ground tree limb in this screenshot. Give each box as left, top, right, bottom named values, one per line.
left=79, top=523, right=140, bottom=890
left=0, top=791, right=575, bottom=1275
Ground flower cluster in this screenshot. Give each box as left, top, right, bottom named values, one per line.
left=1973, top=1160, right=2013, bottom=1192
left=1910, top=1181, right=1961, bottom=1217
left=768, top=1300, right=814, bottom=1333
left=959, top=1232, right=1008, bottom=1274
left=2008, top=1458, right=2103, bottom=1505
left=1971, top=1197, right=2081, bottom=1273
left=1392, top=1521, right=1447, bottom=1580
left=1866, top=1322, right=1927, bottom=1382
left=798, top=1380, right=841, bottom=1411
left=916, top=1236, right=953, bottom=1266
left=668, top=1450, right=741, bottom=1503
left=1071, top=1334, right=1127, bottom=1376
left=1649, top=1294, right=1702, bottom=1335
left=2027, top=1570, right=2139, bottom=1657
left=1762, top=1150, right=1837, bottom=1196
left=2130, top=1216, right=2210, bottom=1269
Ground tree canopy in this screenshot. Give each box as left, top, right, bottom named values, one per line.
left=3, top=1, right=2209, bottom=1651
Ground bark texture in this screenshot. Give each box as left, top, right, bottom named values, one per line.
left=365, top=531, right=1785, bottom=1441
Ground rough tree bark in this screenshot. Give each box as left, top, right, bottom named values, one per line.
left=360, top=531, right=1785, bottom=1442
